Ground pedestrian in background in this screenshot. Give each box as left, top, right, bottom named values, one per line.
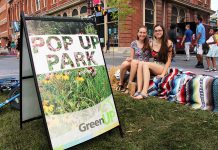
left=168, top=24, right=177, bottom=59
left=11, top=41, right=16, bottom=54
left=181, top=24, right=193, bottom=61
left=205, top=28, right=218, bottom=72
left=16, top=36, right=21, bottom=59
left=194, top=16, right=206, bottom=68
left=7, top=40, right=11, bottom=54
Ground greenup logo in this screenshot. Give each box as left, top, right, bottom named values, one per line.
left=100, top=98, right=116, bottom=125
left=78, top=97, right=117, bottom=132
left=102, top=110, right=115, bottom=125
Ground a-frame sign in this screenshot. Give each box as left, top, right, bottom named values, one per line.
left=20, top=12, right=122, bottom=149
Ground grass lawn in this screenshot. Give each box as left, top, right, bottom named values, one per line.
left=1, top=91, right=218, bottom=150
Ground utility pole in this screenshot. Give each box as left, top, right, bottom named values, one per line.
left=104, top=0, right=108, bottom=53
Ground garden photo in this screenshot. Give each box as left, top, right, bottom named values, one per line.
left=37, top=65, right=111, bottom=115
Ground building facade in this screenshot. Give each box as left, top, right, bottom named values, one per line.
left=210, top=10, right=218, bottom=27
left=5, top=0, right=215, bottom=49
left=0, top=0, right=9, bottom=47
left=119, top=0, right=215, bottom=47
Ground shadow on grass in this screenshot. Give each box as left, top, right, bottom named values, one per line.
left=1, top=91, right=218, bottom=149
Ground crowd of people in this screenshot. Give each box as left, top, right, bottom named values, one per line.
left=116, top=16, right=218, bottom=99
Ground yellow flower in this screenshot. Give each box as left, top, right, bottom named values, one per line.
left=76, top=77, right=85, bottom=82
left=43, top=100, right=49, bottom=106
left=50, top=73, right=55, bottom=79
left=48, top=105, right=54, bottom=112
left=55, top=74, right=62, bottom=80
left=43, top=80, right=51, bottom=84
left=62, top=75, right=69, bottom=81
left=43, top=105, right=54, bottom=113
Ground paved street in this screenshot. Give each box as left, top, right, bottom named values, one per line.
left=0, top=51, right=217, bottom=81
left=0, top=56, right=19, bottom=79
left=104, top=50, right=218, bottom=77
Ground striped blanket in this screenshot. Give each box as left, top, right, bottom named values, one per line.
left=148, top=68, right=217, bottom=112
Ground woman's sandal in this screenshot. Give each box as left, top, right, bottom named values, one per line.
left=116, top=84, right=125, bottom=91
left=133, top=93, right=148, bottom=100
left=133, top=91, right=141, bottom=97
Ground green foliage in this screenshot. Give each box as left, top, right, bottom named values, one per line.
left=85, top=23, right=97, bottom=34
left=107, top=0, right=135, bottom=29
left=38, top=66, right=111, bottom=115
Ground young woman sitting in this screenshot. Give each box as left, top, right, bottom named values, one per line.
left=133, top=24, right=173, bottom=100
left=116, top=26, right=151, bottom=94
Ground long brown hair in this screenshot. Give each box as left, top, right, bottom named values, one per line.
left=153, top=24, right=172, bottom=63
left=137, top=26, right=150, bottom=52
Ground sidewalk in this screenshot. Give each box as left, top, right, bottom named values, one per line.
left=104, top=48, right=218, bottom=77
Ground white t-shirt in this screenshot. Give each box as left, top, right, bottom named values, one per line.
left=206, top=35, right=216, bottom=48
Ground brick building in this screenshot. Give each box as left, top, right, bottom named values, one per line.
left=119, top=0, right=215, bottom=47
left=0, top=0, right=9, bottom=47
left=5, top=0, right=215, bottom=49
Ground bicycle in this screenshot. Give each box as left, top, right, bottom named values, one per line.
left=0, top=78, right=20, bottom=110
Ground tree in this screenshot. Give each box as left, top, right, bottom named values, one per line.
left=107, top=0, right=135, bottom=30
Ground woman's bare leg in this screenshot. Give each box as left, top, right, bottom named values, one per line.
left=134, top=62, right=164, bottom=99
left=212, top=57, right=217, bottom=69
left=136, top=61, right=144, bottom=92
left=119, top=61, right=131, bottom=85
left=206, top=57, right=211, bottom=69
left=129, top=59, right=139, bottom=82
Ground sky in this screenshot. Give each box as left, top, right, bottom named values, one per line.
left=211, top=0, right=218, bottom=11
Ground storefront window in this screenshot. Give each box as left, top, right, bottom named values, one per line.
left=72, top=9, right=78, bottom=16
left=179, top=9, right=185, bottom=23
left=80, top=6, right=87, bottom=14
left=95, top=9, right=118, bottom=47
left=108, top=23, right=118, bottom=47
left=63, top=12, right=67, bottom=17
left=171, top=6, right=178, bottom=24
left=36, top=0, right=40, bottom=11
left=145, top=0, right=155, bottom=37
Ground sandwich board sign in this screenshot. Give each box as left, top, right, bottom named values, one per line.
left=20, top=13, right=122, bottom=149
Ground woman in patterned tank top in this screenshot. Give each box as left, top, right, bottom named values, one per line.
left=116, top=26, right=151, bottom=93
left=133, top=24, right=173, bottom=100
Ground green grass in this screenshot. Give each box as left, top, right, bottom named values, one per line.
left=1, top=91, right=218, bottom=150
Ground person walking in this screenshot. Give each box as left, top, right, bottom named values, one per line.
left=16, top=36, right=21, bottom=59
left=7, top=40, right=11, bottom=54
left=204, top=28, right=218, bottom=72
left=11, top=41, right=16, bottom=54
left=181, top=24, right=193, bottom=61
left=194, top=16, right=206, bottom=68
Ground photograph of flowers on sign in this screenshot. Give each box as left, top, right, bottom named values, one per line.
left=38, top=66, right=111, bottom=115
